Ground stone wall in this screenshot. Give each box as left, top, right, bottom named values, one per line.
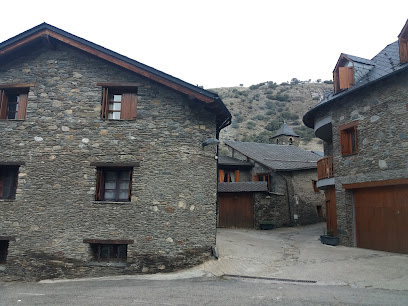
left=313, top=70, right=408, bottom=246
left=290, top=169, right=325, bottom=225
left=0, top=44, right=218, bottom=281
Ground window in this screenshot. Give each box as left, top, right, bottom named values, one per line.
left=316, top=206, right=323, bottom=218
left=90, top=243, right=127, bottom=262
left=0, top=88, right=29, bottom=120
left=99, top=83, right=138, bottom=120
left=84, top=239, right=133, bottom=263
left=95, top=167, right=133, bottom=202
left=254, top=173, right=271, bottom=191
left=339, top=121, right=358, bottom=155
left=0, top=240, right=9, bottom=264
left=219, top=170, right=239, bottom=182
left=0, top=165, right=19, bottom=199
left=0, top=237, right=14, bottom=264
left=312, top=180, right=319, bottom=193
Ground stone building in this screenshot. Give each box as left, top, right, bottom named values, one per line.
left=271, top=122, right=300, bottom=146
left=0, top=23, right=231, bottom=281
left=218, top=141, right=324, bottom=229
left=303, top=19, right=408, bottom=254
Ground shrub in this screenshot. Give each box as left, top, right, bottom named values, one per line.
left=265, top=118, right=284, bottom=132
left=265, top=101, right=275, bottom=110
left=294, top=125, right=315, bottom=141
left=267, top=81, right=278, bottom=89
left=247, top=121, right=256, bottom=129
left=281, top=112, right=298, bottom=120
left=323, top=80, right=334, bottom=84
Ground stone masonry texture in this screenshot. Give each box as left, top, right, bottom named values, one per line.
left=224, top=148, right=324, bottom=229
left=0, top=43, right=219, bottom=281
left=313, top=70, right=408, bottom=246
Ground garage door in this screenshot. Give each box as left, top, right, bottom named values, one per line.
left=354, top=185, right=408, bottom=254
left=218, top=193, right=254, bottom=228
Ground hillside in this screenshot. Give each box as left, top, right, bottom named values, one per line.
left=209, top=81, right=332, bottom=152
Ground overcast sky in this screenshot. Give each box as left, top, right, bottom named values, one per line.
left=1, top=1, right=407, bottom=89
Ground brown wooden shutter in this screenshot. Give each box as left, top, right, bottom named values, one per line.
left=234, top=170, right=240, bottom=182
left=101, top=88, right=109, bottom=119
left=339, top=67, right=354, bottom=90
left=253, top=175, right=258, bottom=182
left=16, top=93, right=28, bottom=120
left=399, top=38, right=408, bottom=64
left=95, top=168, right=104, bottom=201
left=0, top=90, right=6, bottom=119
left=219, top=170, right=224, bottom=183
left=340, top=130, right=350, bottom=155
left=120, top=93, right=137, bottom=120
left=128, top=169, right=133, bottom=201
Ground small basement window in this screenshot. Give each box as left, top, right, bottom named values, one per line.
left=0, top=237, right=15, bottom=264
left=91, top=244, right=127, bottom=262
left=83, top=239, right=134, bottom=263
left=339, top=121, right=358, bottom=156
left=0, top=241, right=9, bottom=264
left=0, top=165, right=19, bottom=200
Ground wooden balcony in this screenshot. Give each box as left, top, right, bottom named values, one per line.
left=317, top=156, right=334, bottom=180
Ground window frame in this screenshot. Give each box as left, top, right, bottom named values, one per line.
left=84, top=239, right=134, bottom=263
left=218, top=169, right=240, bottom=182
left=254, top=173, right=271, bottom=191
left=0, top=237, right=15, bottom=265
left=0, top=165, right=19, bottom=200
left=95, top=166, right=133, bottom=202
left=98, top=83, right=139, bottom=120
left=0, top=85, right=31, bottom=120
left=339, top=121, right=358, bottom=156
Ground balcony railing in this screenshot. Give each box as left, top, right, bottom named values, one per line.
left=317, top=156, right=334, bottom=180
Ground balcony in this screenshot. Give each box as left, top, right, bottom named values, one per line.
left=314, top=116, right=332, bottom=142
left=317, top=156, right=334, bottom=180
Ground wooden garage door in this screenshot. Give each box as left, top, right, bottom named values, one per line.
left=354, top=185, right=408, bottom=254
left=219, top=193, right=254, bottom=228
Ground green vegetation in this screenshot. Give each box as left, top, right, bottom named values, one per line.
left=293, top=126, right=315, bottom=141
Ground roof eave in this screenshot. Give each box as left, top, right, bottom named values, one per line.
left=0, top=23, right=232, bottom=127
left=303, top=63, right=408, bottom=128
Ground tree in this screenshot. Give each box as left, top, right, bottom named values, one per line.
left=290, top=78, right=300, bottom=85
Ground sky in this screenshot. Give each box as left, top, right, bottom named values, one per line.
left=0, top=1, right=407, bottom=89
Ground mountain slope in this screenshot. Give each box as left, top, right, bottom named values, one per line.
left=209, top=81, right=332, bottom=151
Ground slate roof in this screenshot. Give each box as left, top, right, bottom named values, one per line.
left=218, top=182, right=268, bottom=193
left=273, top=122, right=299, bottom=137
left=224, top=141, right=320, bottom=171
left=218, top=156, right=253, bottom=167
left=0, top=23, right=231, bottom=130
left=342, top=54, right=374, bottom=66
left=303, top=40, right=408, bottom=128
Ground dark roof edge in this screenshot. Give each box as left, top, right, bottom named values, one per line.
left=0, top=23, right=232, bottom=129
left=0, top=23, right=218, bottom=100
left=303, top=63, right=408, bottom=128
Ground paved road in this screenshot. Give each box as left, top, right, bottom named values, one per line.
left=1, top=223, right=408, bottom=305
left=1, top=276, right=408, bottom=305
left=198, top=223, right=408, bottom=291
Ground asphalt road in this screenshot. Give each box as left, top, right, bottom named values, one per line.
left=1, top=276, right=408, bottom=306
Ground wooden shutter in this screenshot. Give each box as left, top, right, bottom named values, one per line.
left=219, top=170, right=224, bottom=183
left=253, top=175, right=259, bottom=182
left=0, top=90, right=6, bottom=119
left=101, top=87, right=110, bottom=119
left=340, top=130, right=350, bottom=155
left=339, top=67, right=354, bottom=90
left=16, top=93, right=28, bottom=120
left=234, top=170, right=240, bottom=182
left=95, top=168, right=104, bottom=201
left=120, top=93, right=137, bottom=120
left=399, top=38, right=408, bottom=64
